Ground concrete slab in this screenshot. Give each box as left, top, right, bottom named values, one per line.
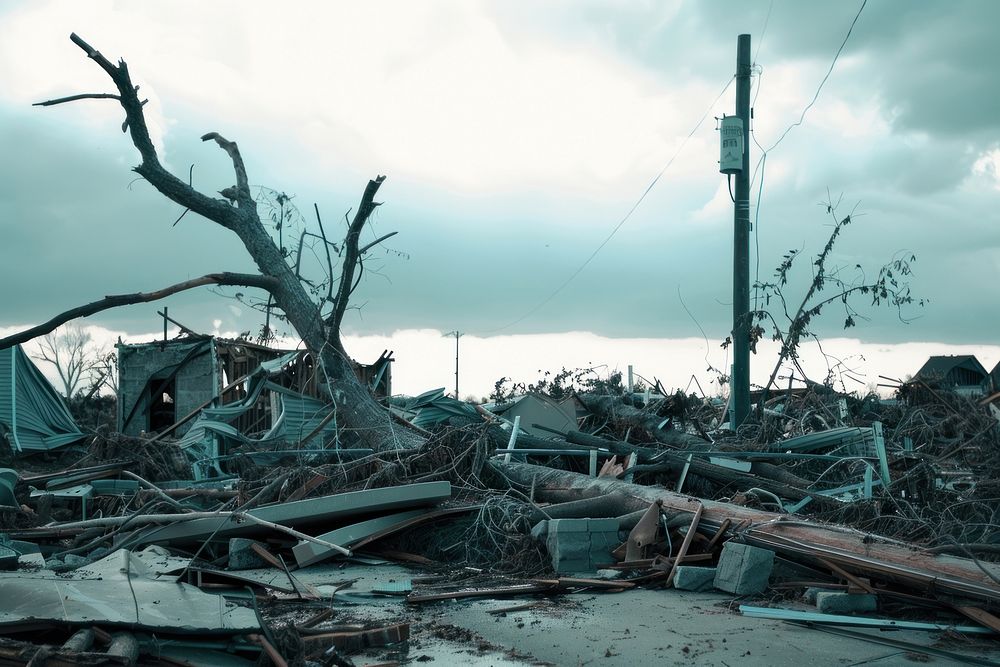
left=291, top=509, right=428, bottom=568
left=432, top=589, right=998, bottom=666
left=259, top=561, right=1000, bottom=666
left=129, top=481, right=451, bottom=546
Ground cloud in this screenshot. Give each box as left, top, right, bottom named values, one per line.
left=0, top=0, right=997, bottom=352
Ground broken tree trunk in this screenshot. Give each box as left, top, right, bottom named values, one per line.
left=543, top=428, right=827, bottom=507
left=493, top=461, right=1000, bottom=605
left=2, top=34, right=425, bottom=453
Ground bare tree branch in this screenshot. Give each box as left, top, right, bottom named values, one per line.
left=314, top=203, right=336, bottom=304
left=0, top=273, right=278, bottom=350
left=201, top=132, right=252, bottom=207
left=359, top=231, right=398, bottom=255
left=32, top=34, right=424, bottom=452
left=33, top=92, right=121, bottom=107
left=62, top=33, right=238, bottom=229
left=329, top=176, right=385, bottom=351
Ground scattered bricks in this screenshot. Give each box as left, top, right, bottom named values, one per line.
left=803, top=587, right=840, bottom=604
left=714, top=542, right=774, bottom=595
left=674, top=566, right=717, bottom=592
left=228, top=538, right=269, bottom=570
left=815, top=592, right=878, bottom=615
left=545, top=518, right=621, bottom=574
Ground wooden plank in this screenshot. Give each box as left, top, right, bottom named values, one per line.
left=703, top=517, right=732, bottom=554
left=954, top=606, right=1000, bottom=634
left=666, top=503, right=703, bottom=587
left=817, top=557, right=876, bottom=594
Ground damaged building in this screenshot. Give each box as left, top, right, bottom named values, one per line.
left=116, top=335, right=392, bottom=438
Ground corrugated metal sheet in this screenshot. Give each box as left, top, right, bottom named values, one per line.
left=0, top=346, right=85, bottom=452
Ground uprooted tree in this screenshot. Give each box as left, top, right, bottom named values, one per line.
left=0, top=33, right=423, bottom=452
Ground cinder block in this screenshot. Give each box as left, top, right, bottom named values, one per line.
left=674, top=566, right=717, bottom=592
left=815, top=592, right=877, bottom=615
left=713, top=542, right=774, bottom=595
left=803, top=587, right=839, bottom=604
left=228, top=538, right=268, bottom=570
left=545, top=518, right=620, bottom=574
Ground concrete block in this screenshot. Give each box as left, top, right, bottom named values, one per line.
left=228, top=538, right=268, bottom=570
left=714, top=542, right=774, bottom=595
left=545, top=518, right=621, bottom=574
left=815, top=592, right=877, bottom=615
left=674, top=566, right=717, bottom=592
left=803, top=587, right=839, bottom=604
left=547, top=539, right=591, bottom=563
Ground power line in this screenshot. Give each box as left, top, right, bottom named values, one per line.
left=753, top=0, right=774, bottom=66
left=478, top=75, right=736, bottom=334
left=764, top=0, right=867, bottom=153
left=749, top=0, right=867, bottom=306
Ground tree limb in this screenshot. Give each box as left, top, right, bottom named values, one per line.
left=63, top=33, right=238, bottom=229
left=314, top=203, right=336, bottom=304
left=201, top=132, right=252, bottom=207
left=359, top=231, right=398, bottom=255
left=39, top=34, right=424, bottom=453
left=329, top=176, right=385, bottom=350
left=33, top=92, right=121, bottom=107
left=0, top=273, right=278, bottom=350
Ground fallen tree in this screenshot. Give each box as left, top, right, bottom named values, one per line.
left=494, top=461, right=1000, bottom=605
left=0, top=34, right=422, bottom=452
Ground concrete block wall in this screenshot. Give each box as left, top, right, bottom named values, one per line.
left=118, top=339, right=217, bottom=437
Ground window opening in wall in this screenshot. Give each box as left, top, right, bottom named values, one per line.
left=147, top=377, right=176, bottom=433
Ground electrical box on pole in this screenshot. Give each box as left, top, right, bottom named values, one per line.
left=719, top=115, right=744, bottom=174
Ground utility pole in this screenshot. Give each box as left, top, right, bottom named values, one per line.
left=731, top=33, right=752, bottom=428
left=443, top=331, right=463, bottom=398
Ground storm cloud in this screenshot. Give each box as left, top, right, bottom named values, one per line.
left=1, top=0, right=997, bottom=353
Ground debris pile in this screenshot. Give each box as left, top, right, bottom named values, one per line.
left=2, top=348, right=1000, bottom=664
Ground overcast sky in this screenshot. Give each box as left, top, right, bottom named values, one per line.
left=1, top=1, right=998, bottom=395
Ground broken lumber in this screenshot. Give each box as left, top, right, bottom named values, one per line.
left=492, top=461, right=1000, bottom=605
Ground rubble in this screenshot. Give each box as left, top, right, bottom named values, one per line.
left=2, top=348, right=1000, bottom=665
